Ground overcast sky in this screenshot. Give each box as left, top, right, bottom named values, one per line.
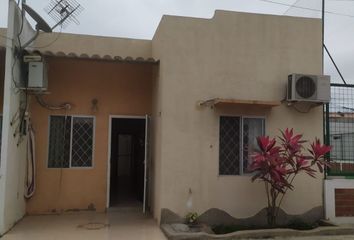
left=1, top=0, right=354, bottom=83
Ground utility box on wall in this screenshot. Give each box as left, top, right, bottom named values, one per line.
left=28, top=61, right=48, bottom=90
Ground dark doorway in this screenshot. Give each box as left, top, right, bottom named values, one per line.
left=109, top=118, right=146, bottom=208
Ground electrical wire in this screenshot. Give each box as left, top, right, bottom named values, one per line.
left=10, top=50, right=23, bottom=96
left=19, top=84, right=28, bottom=137
left=259, top=0, right=354, bottom=18
left=283, top=0, right=301, bottom=15
left=57, top=113, right=69, bottom=211
left=10, top=2, right=26, bottom=92
left=31, top=26, right=62, bottom=49
left=25, top=120, right=36, bottom=199
left=35, top=95, right=72, bottom=110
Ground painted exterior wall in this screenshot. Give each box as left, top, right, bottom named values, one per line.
left=31, top=31, right=152, bottom=60
left=26, top=57, right=153, bottom=214
left=0, top=1, right=35, bottom=235
left=1, top=8, right=327, bottom=225
left=151, top=11, right=323, bottom=220
left=0, top=28, right=6, bottom=48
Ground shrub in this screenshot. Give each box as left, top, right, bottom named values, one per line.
left=249, top=128, right=331, bottom=226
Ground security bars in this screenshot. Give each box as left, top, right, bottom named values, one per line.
left=219, top=116, right=264, bottom=175
left=48, top=115, right=94, bottom=168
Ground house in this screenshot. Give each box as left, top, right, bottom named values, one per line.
left=0, top=1, right=327, bottom=235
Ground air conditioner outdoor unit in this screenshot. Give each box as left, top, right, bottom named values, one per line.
left=287, top=73, right=330, bottom=103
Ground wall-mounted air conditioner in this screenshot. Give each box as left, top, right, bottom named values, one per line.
left=287, top=73, right=330, bottom=103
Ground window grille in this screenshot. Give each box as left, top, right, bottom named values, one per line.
left=48, top=115, right=94, bottom=168
left=219, top=117, right=241, bottom=175
left=219, top=116, right=264, bottom=175
left=48, top=116, right=71, bottom=168
left=71, top=117, right=94, bottom=167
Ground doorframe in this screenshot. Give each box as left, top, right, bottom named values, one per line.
left=106, top=115, right=146, bottom=209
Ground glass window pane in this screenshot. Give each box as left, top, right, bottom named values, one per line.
left=48, top=116, right=71, bottom=168
left=219, top=116, right=241, bottom=175
left=243, top=118, right=264, bottom=173
left=71, top=117, right=94, bottom=167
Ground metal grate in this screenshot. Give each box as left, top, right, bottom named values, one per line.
left=296, top=76, right=316, bottom=98
left=48, top=116, right=71, bottom=168
left=219, top=116, right=240, bottom=175
left=71, top=117, right=94, bottom=167
left=48, top=115, right=94, bottom=168
left=326, top=84, right=354, bottom=176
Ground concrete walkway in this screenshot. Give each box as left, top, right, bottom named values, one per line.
left=3, top=211, right=354, bottom=240
left=1, top=209, right=167, bottom=240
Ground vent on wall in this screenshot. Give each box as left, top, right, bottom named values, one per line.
left=287, top=73, right=330, bottom=103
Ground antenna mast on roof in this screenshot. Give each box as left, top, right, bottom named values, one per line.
left=44, top=0, right=84, bottom=30
left=20, top=0, right=83, bottom=49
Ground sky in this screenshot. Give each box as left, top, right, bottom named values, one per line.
left=1, top=0, right=354, bottom=83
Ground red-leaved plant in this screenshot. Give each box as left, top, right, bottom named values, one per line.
left=248, top=128, right=331, bottom=226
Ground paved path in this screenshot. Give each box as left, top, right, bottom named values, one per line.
left=1, top=209, right=167, bottom=240
left=3, top=211, right=354, bottom=240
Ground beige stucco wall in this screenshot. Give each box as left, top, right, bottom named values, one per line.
left=31, top=31, right=152, bottom=60
left=151, top=11, right=323, bottom=220
left=0, top=28, right=6, bottom=48
left=27, top=57, right=153, bottom=214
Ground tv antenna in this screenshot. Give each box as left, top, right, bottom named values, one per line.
left=44, top=0, right=84, bottom=30
left=20, top=1, right=84, bottom=49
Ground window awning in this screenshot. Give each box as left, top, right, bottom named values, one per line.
left=198, top=98, right=281, bottom=108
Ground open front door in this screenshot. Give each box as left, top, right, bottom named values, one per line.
left=143, top=115, right=150, bottom=213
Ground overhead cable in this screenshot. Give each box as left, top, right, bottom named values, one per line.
left=259, top=0, right=354, bottom=18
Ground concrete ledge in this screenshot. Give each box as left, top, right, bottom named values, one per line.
left=161, top=224, right=354, bottom=240
left=161, top=207, right=323, bottom=227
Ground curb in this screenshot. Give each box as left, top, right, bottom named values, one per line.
left=161, top=224, right=354, bottom=240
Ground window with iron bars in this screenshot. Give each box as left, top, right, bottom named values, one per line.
left=48, top=115, right=95, bottom=168
left=219, top=116, right=265, bottom=175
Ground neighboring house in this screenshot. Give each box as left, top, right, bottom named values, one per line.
left=1, top=4, right=332, bottom=234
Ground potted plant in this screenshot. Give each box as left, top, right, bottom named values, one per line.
left=185, top=212, right=199, bottom=225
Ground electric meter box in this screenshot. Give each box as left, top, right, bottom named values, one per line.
left=28, top=61, right=48, bottom=90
